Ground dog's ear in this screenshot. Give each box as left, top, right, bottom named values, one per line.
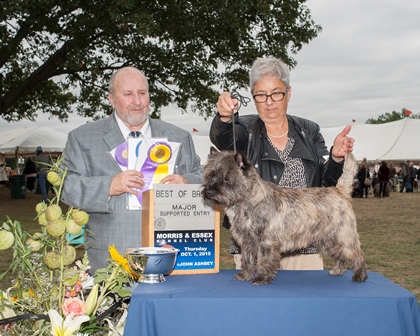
left=209, top=146, right=219, bottom=156
left=234, top=151, right=248, bottom=169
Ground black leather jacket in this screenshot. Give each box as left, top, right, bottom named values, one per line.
left=210, top=113, right=344, bottom=188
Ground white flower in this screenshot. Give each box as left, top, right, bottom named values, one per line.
left=0, top=305, right=15, bottom=319
left=84, top=284, right=99, bottom=316
left=48, top=309, right=90, bottom=336
left=81, top=275, right=94, bottom=290
left=0, top=288, right=16, bottom=319
left=104, top=308, right=128, bottom=336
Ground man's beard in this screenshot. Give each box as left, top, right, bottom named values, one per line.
left=117, top=108, right=148, bottom=126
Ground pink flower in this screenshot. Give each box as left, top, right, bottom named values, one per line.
left=62, top=297, right=86, bottom=317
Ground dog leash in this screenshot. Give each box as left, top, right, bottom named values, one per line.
left=230, top=91, right=250, bottom=153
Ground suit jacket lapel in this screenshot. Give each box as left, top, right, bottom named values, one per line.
left=150, top=118, right=169, bottom=138
left=103, top=114, right=125, bottom=150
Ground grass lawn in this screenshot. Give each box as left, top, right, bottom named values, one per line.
left=1, top=184, right=419, bottom=304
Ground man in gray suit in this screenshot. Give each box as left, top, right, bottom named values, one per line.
left=61, top=67, right=203, bottom=273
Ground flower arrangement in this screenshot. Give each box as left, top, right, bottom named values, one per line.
left=0, top=157, right=142, bottom=335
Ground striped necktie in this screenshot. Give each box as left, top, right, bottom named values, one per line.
left=129, top=131, right=141, bottom=138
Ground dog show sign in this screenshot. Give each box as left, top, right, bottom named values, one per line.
left=142, top=184, right=220, bottom=274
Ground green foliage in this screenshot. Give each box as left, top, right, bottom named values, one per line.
left=0, top=158, right=138, bottom=335
left=0, top=0, right=321, bottom=123
left=366, top=108, right=420, bottom=124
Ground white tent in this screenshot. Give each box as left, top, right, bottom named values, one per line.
left=321, top=118, right=420, bottom=163
left=193, top=118, right=420, bottom=165
left=0, top=126, right=68, bottom=157
left=192, top=134, right=213, bottom=165
left=2, top=118, right=417, bottom=164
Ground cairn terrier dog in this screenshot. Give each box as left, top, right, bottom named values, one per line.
left=202, top=148, right=368, bottom=285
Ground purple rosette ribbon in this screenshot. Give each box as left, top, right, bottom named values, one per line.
left=135, top=141, right=172, bottom=204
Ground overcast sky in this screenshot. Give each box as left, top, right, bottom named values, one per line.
left=1, top=0, right=419, bottom=135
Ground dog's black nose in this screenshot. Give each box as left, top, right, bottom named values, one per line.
left=202, top=189, right=215, bottom=198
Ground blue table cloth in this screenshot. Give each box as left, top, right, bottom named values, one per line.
left=124, top=270, right=420, bottom=336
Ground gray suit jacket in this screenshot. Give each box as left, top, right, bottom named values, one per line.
left=61, top=113, right=203, bottom=272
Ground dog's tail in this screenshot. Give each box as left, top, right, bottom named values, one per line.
left=335, top=151, right=358, bottom=198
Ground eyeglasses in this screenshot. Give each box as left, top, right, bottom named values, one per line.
left=253, top=90, right=288, bottom=103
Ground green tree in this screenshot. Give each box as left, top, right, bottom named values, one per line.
left=366, top=108, right=419, bottom=124
left=0, top=0, right=321, bottom=123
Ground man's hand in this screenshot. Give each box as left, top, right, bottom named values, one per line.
left=159, top=174, right=188, bottom=184
left=109, top=170, right=145, bottom=196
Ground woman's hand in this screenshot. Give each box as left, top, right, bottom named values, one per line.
left=331, top=125, right=354, bottom=162
left=216, top=92, right=238, bottom=122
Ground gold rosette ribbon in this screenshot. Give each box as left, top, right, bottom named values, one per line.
left=139, top=142, right=172, bottom=192
left=150, top=143, right=171, bottom=183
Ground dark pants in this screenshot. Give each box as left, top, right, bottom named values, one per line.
left=379, top=182, right=388, bottom=197
left=400, top=177, right=408, bottom=192
left=37, top=173, right=48, bottom=202
left=409, top=178, right=415, bottom=192
left=26, top=177, right=36, bottom=191
left=359, top=185, right=369, bottom=198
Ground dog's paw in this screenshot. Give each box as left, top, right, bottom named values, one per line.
left=352, top=270, right=368, bottom=283
left=329, top=269, right=346, bottom=276
left=234, top=272, right=252, bottom=281
left=251, top=274, right=275, bottom=285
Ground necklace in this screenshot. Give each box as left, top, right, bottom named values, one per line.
left=267, top=130, right=288, bottom=139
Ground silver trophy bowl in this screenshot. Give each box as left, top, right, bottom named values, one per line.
left=124, top=247, right=179, bottom=284
left=124, top=248, right=149, bottom=279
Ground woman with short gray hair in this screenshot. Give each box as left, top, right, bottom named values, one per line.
left=210, top=56, right=355, bottom=271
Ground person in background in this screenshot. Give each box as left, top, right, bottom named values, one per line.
left=372, top=171, right=379, bottom=189
left=61, top=66, right=203, bottom=273
left=357, top=162, right=370, bottom=198
left=210, top=56, right=354, bottom=271
left=35, top=146, right=51, bottom=202
left=408, top=161, right=417, bottom=192
left=0, top=162, right=7, bottom=187
left=400, top=161, right=409, bottom=192
left=388, top=162, right=397, bottom=192
left=359, top=157, right=368, bottom=169
left=416, top=164, right=420, bottom=192
left=378, top=161, right=390, bottom=198
left=374, top=160, right=382, bottom=176
left=23, top=157, right=37, bottom=192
